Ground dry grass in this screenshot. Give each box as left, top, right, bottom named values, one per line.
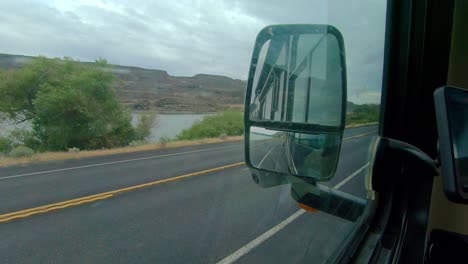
left=226, top=104, right=244, bottom=111
left=0, top=136, right=243, bottom=167
left=345, top=122, right=378, bottom=128
left=0, top=122, right=377, bottom=167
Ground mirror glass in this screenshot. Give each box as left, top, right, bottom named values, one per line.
left=249, top=26, right=344, bottom=127
left=249, top=126, right=341, bottom=181
left=246, top=25, right=346, bottom=182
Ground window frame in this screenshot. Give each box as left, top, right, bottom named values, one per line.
left=336, top=0, right=456, bottom=262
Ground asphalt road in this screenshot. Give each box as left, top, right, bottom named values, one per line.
left=0, top=125, right=377, bottom=263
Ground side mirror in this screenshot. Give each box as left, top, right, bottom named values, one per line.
left=435, top=86, right=468, bottom=203
left=245, top=24, right=346, bottom=184
left=244, top=25, right=366, bottom=222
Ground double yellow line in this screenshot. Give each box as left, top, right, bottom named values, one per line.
left=0, top=162, right=245, bottom=223
left=0, top=130, right=377, bottom=223
left=343, top=131, right=376, bottom=140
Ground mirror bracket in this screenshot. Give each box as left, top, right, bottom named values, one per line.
left=372, top=137, right=439, bottom=192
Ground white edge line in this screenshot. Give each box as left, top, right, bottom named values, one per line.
left=343, top=130, right=377, bottom=141
left=217, top=209, right=306, bottom=264
left=257, top=143, right=280, bottom=167
left=217, top=162, right=371, bottom=264
left=332, top=162, right=370, bottom=190
left=0, top=144, right=242, bottom=180
left=240, top=130, right=375, bottom=173
left=1, top=129, right=377, bottom=181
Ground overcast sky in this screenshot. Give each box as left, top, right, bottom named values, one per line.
left=0, top=0, right=387, bottom=104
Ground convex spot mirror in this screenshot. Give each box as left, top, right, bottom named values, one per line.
left=245, top=24, right=347, bottom=184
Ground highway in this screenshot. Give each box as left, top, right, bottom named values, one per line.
left=0, top=125, right=377, bottom=263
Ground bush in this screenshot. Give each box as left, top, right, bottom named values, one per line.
left=68, top=147, right=80, bottom=153
left=159, top=136, right=171, bottom=146
left=129, top=140, right=147, bottom=147
left=8, top=129, right=40, bottom=150
left=176, top=110, right=243, bottom=140
left=135, top=112, right=158, bottom=141
left=0, top=136, right=13, bottom=154
left=9, top=146, right=35, bottom=157
left=346, top=104, right=380, bottom=125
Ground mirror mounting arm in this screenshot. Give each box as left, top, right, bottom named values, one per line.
left=372, top=137, right=439, bottom=192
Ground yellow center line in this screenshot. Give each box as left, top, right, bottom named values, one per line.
left=0, top=195, right=113, bottom=223
left=343, top=131, right=376, bottom=140
left=0, top=161, right=245, bottom=223
left=0, top=192, right=115, bottom=218
left=0, top=130, right=377, bottom=223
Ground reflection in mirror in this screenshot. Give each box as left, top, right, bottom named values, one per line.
left=249, top=126, right=341, bottom=181
left=249, top=29, right=343, bottom=127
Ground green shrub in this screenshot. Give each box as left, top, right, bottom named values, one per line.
left=176, top=110, right=243, bottom=140
left=8, top=129, right=40, bottom=150
left=159, top=136, right=172, bottom=146
left=135, top=112, right=158, bottom=141
left=68, top=147, right=80, bottom=153
left=159, top=136, right=171, bottom=142
left=0, top=136, right=13, bottom=154
left=9, top=146, right=35, bottom=157
left=346, top=104, right=380, bottom=125
left=129, top=140, right=147, bottom=147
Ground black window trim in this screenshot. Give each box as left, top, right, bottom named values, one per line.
left=333, top=0, right=455, bottom=262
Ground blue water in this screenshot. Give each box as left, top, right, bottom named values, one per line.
left=132, top=113, right=210, bottom=142
left=1, top=113, right=211, bottom=143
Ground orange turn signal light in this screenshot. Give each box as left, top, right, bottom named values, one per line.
left=297, top=202, right=319, bottom=212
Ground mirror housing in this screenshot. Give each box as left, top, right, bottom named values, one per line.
left=244, top=24, right=347, bottom=184
left=435, top=86, right=468, bottom=203
left=291, top=180, right=367, bottom=222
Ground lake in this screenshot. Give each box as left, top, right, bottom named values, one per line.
left=131, top=113, right=211, bottom=142
left=0, top=113, right=211, bottom=143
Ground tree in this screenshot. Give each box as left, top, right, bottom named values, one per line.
left=0, top=56, right=136, bottom=151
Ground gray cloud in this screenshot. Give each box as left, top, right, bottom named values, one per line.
left=0, top=0, right=386, bottom=103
